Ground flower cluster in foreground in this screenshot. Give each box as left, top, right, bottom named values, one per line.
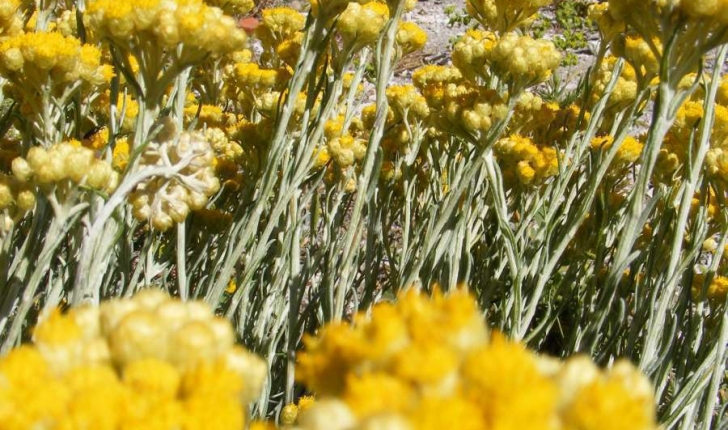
left=0, top=289, right=267, bottom=430
left=292, top=289, right=658, bottom=430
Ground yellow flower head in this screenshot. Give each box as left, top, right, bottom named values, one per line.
left=488, top=31, right=562, bottom=88
left=336, top=2, right=390, bottom=49
left=451, top=28, right=498, bottom=82
left=257, top=7, right=306, bottom=50
left=466, top=0, right=552, bottom=33
left=386, top=84, right=430, bottom=122
left=396, top=21, right=428, bottom=55
left=0, top=32, right=112, bottom=87
left=19, top=142, right=120, bottom=193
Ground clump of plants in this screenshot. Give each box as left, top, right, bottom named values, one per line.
left=0, top=0, right=726, bottom=428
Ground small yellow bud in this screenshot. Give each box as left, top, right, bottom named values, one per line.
left=281, top=404, right=299, bottom=425
left=11, top=157, right=32, bottom=182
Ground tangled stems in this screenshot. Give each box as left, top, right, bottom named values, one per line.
left=640, top=46, right=728, bottom=373
left=1, top=195, right=88, bottom=352
left=71, top=158, right=199, bottom=305
left=208, top=16, right=329, bottom=309
left=331, top=0, right=406, bottom=320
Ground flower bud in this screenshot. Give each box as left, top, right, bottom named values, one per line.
left=109, top=310, right=168, bottom=366
left=11, top=157, right=32, bottom=182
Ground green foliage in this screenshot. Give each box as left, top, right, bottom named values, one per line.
left=444, top=5, right=473, bottom=28
left=533, top=0, right=591, bottom=66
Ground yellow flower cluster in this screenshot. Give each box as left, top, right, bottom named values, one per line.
left=0, top=172, right=35, bottom=232
left=412, top=65, right=464, bottom=109
left=591, top=135, right=644, bottom=171
left=129, top=129, right=220, bottom=231
left=660, top=98, right=728, bottom=182
left=336, top=2, right=390, bottom=50
left=591, top=56, right=638, bottom=112
left=466, top=0, right=551, bottom=33
left=488, top=32, right=562, bottom=88
left=0, top=289, right=267, bottom=430
left=718, top=76, right=728, bottom=106
left=451, top=29, right=560, bottom=90
left=294, top=289, right=658, bottom=430
left=442, top=85, right=509, bottom=140
left=205, top=127, right=244, bottom=162
left=396, top=21, right=428, bottom=56
left=85, top=0, right=246, bottom=60
left=92, top=90, right=140, bottom=133
left=257, top=7, right=306, bottom=49
left=611, top=33, right=660, bottom=80
left=373, top=85, right=431, bottom=162
left=0, top=0, right=22, bottom=40
left=451, top=29, right=498, bottom=83
left=322, top=115, right=368, bottom=170
left=508, top=91, right=560, bottom=138
left=692, top=273, right=728, bottom=304
left=674, top=0, right=728, bottom=25
left=183, top=102, right=236, bottom=130
left=386, top=84, right=431, bottom=126
left=0, top=31, right=113, bottom=105
left=281, top=396, right=316, bottom=426
left=112, top=138, right=131, bottom=172
left=495, top=134, right=559, bottom=186
left=587, top=3, right=622, bottom=43
left=11, top=142, right=119, bottom=194
left=225, top=62, right=291, bottom=115
left=256, top=7, right=306, bottom=68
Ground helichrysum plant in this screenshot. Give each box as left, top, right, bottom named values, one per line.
left=0, top=0, right=726, bottom=427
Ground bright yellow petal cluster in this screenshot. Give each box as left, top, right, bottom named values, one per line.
left=294, top=289, right=659, bottom=430
left=296, top=289, right=487, bottom=397
left=0, top=290, right=267, bottom=430
left=225, top=62, right=291, bottom=114
left=412, top=65, right=464, bottom=109
left=559, top=357, right=658, bottom=430
left=494, top=134, right=559, bottom=186
left=509, top=91, right=560, bottom=137
left=591, top=135, right=644, bottom=171
left=692, top=273, right=728, bottom=304
left=396, top=21, right=428, bottom=56
left=0, top=0, right=22, bottom=40
left=327, top=135, right=368, bottom=168
left=662, top=100, right=728, bottom=182
left=587, top=3, right=622, bottom=43
left=0, top=31, right=113, bottom=88
left=386, top=84, right=430, bottom=122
